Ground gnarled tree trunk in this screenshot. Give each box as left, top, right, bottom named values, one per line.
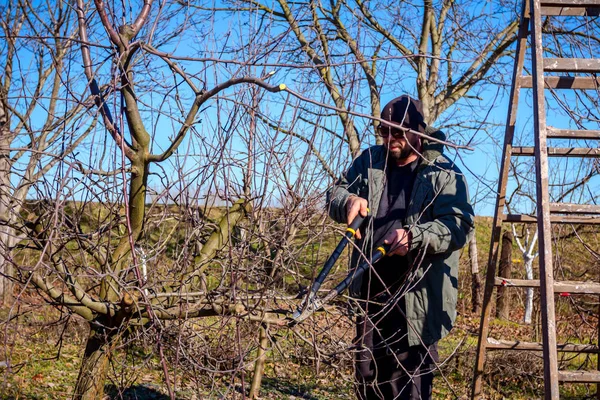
left=73, top=321, right=120, bottom=400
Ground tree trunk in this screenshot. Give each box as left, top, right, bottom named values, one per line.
left=0, top=231, right=15, bottom=304
left=249, top=324, right=269, bottom=399
left=73, top=322, right=118, bottom=400
left=496, top=231, right=513, bottom=320
left=469, top=235, right=482, bottom=314
left=523, top=255, right=535, bottom=324
left=0, top=120, right=14, bottom=304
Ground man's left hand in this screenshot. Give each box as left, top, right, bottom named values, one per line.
left=383, top=228, right=412, bottom=256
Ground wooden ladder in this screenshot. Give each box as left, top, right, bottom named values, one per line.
left=472, top=0, right=600, bottom=398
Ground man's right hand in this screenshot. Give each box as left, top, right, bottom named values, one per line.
left=346, top=196, right=368, bottom=239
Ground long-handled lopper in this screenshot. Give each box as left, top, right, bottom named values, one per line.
left=290, top=212, right=390, bottom=324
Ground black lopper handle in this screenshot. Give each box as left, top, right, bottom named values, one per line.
left=309, top=211, right=369, bottom=294
left=291, top=212, right=370, bottom=323
left=332, top=243, right=391, bottom=295
left=346, top=210, right=368, bottom=236
left=302, top=243, right=391, bottom=324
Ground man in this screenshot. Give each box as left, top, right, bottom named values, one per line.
left=326, top=95, right=474, bottom=399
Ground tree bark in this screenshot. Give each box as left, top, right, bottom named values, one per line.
left=0, top=105, right=14, bottom=304
left=0, top=232, right=15, bottom=304
left=73, top=322, right=117, bottom=400
left=496, top=231, right=513, bottom=320
left=249, top=324, right=269, bottom=399
left=523, top=255, right=535, bottom=324
left=469, top=235, right=482, bottom=314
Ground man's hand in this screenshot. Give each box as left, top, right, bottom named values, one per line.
left=383, top=228, right=412, bottom=256
left=346, top=196, right=368, bottom=239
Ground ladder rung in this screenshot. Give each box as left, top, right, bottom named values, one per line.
left=559, top=371, right=600, bottom=383
left=503, top=213, right=600, bottom=224
left=486, top=338, right=600, bottom=353
left=494, top=277, right=600, bottom=294
left=545, top=58, right=600, bottom=73
left=555, top=281, right=600, bottom=293
left=541, top=6, right=600, bottom=15
left=541, top=0, right=600, bottom=6
left=512, top=146, right=600, bottom=157
left=522, top=75, right=600, bottom=89
left=550, top=202, right=600, bottom=214
left=547, top=127, right=600, bottom=139
left=495, top=277, right=539, bottom=288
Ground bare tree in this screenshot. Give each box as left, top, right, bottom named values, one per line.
left=2, top=0, right=353, bottom=396
left=511, top=224, right=538, bottom=324
left=211, top=0, right=519, bottom=155
left=0, top=0, right=95, bottom=304
left=0, top=0, right=312, bottom=398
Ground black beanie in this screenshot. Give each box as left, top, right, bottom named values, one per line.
left=380, top=95, right=425, bottom=133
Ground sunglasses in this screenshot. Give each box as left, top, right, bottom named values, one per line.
left=377, top=126, right=407, bottom=139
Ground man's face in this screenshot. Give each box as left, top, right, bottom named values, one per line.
left=379, top=124, right=420, bottom=162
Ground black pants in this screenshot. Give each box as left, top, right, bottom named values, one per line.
left=354, top=302, right=438, bottom=400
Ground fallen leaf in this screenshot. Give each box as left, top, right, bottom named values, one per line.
left=31, top=373, right=43, bottom=381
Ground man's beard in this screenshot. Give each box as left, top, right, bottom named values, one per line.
left=387, top=141, right=414, bottom=162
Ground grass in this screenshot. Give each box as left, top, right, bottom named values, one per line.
left=0, top=316, right=83, bottom=399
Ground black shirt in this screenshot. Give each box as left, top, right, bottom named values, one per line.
left=362, top=158, right=418, bottom=300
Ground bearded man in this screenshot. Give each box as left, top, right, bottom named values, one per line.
left=327, top=95, right=474, bottom=399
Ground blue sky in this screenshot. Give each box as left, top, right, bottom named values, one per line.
left=10, top=0, right=600, bottom=218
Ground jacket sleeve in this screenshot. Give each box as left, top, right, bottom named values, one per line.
left=326, top=150, right=369, bottom=224
left=408, top=166, right=475, bottom=254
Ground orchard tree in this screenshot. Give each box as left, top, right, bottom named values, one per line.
left=214, top=0, right=520, bottom=156
left=2, top=0, right=305, bottom=398
left=0, top=0, right=95, bottom=303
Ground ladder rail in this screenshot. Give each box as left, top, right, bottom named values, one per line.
left=529, top=0, right=560, bottom=396
left=471, top=0, right=531, bottom=396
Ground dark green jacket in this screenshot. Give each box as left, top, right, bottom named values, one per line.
left=326, top=136, right=474, bottom=346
